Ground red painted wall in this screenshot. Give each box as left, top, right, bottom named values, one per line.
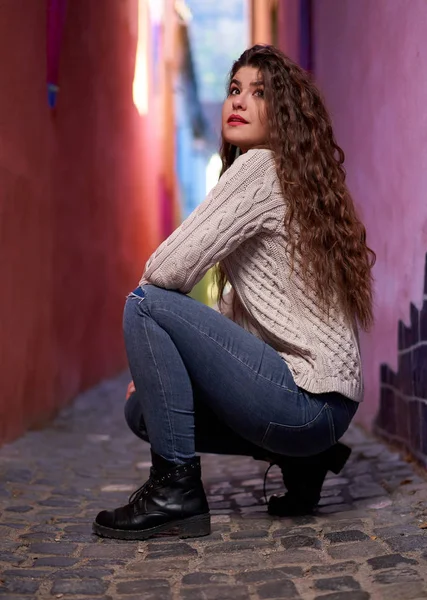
left=0, top=0, right=160, bottom=443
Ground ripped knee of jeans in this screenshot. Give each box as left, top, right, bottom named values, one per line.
left=126, top=286, right=146, bottom=304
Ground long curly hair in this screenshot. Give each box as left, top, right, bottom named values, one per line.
left=217, top=45, right=375, bottom=330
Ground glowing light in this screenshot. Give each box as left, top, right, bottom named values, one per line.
left=149, top=0, right=165, bottom=23
left=133, top=0, right=149, bottom=115
left=205, top=152, right=224, bottom=307
left=206, top=153, right=222, bottom=194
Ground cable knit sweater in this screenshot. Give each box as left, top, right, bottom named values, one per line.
left=140, top=148, right=363, bottom=402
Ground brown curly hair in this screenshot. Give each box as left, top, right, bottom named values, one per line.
left=217, top=45, right=375, bottom=331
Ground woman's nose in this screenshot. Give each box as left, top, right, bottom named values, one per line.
left=232, top=94, right=247, bottom=111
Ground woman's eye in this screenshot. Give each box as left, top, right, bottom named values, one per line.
left=254, top=89, right=264, bottom=98
left=229, top=88, right=239, bottom=95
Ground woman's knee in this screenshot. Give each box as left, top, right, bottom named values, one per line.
left=140, top=285, right=183, bottom=305
left=123, top=289, right=146, bottom=336
left=123, top=285, right=175, bottom=319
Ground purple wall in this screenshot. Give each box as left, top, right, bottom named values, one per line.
left=277, top=0, right=301, bottom=63
left=313, top=0, right=427, bottom=453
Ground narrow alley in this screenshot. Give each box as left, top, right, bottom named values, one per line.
left=1, top=373, right=427, bottom=600
left=2, top=1, right=427, bottom=599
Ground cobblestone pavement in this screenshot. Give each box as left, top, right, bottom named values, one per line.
left=1, top=374, right=427, bottom=600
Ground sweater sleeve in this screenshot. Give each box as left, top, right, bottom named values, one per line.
left=139, top=149, right=277, bottom=293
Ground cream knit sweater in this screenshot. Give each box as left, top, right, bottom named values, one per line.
left=140, top=149, right=363, bottom=402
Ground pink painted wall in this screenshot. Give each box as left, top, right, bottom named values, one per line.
left=313, top=0, right=427, bottom=427
left=277, top=0, right=301, bottom=63
left=0, top=1, right=161, bottom=444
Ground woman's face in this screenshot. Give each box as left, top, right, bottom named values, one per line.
left=222, top=66, right=268, bottom=153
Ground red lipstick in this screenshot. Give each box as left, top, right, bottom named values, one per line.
left=227, top=114, right=248, bottom=126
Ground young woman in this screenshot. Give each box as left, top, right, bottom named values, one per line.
left=93, top=45, right=375, bottom=541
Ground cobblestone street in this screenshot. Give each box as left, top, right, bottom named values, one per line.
left=1, top=373, right=427, bottom=600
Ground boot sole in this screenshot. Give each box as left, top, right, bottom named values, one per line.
left=92, top=513, right=211, bottom=541
left=267, top=498, right=317, bottom=517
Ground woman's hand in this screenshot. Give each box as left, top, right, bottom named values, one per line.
left=126, top=380, right=136, bottom=401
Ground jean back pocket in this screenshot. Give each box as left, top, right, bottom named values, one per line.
left=261, top=402, right=336, bottom=457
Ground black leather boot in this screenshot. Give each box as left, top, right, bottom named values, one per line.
left=267, top=442, right=351, bottom=516
left=92, top=452, right=211, bottom=540
left=254, top=443, right=351, bottom=517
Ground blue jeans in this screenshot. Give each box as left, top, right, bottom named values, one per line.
left=123, top=285, right=358, bottom=464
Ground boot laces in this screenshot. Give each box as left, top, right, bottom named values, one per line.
left=263, top=463, right=275, bottom=505
left=128, top=474, right=156, bottom=504
left=127, top=462, right=197, bottom=505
